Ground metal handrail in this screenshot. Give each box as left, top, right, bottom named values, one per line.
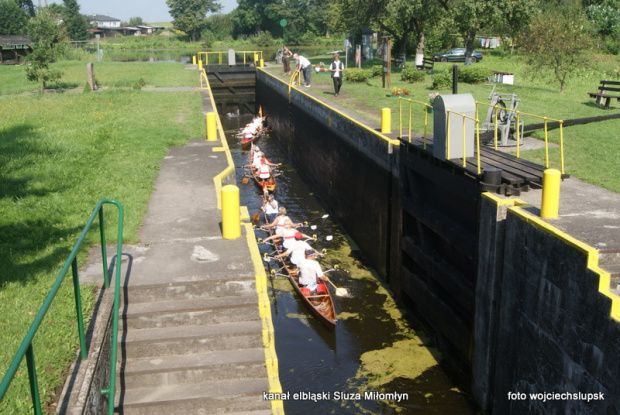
left=197, top=50, right=264, bottom=66
left=397, top=97, right=432, bottom=148
left=0, top=199, right=124, bottom=415
left=396, top=98, right=566, bottom=175
left=476, top=102, right=565, bottom=174
left=446, top=110, right=482, bottom=174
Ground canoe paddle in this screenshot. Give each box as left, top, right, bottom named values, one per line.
left=326, top=279, right=348, bottom=297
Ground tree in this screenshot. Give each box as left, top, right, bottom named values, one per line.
left=25, top=8, right=67, bottom=93
left=230, top=0, right=280, bottom=38
left=518, top=9, right=594, bottom=93
left=0, top=0, right=30, bottom=35
left=167, top=0, right=222, bottom=41
left=450, top=0, right=504, bottom=64
left=128, top=16, right=146, bottom=26
left=16, top=0, right=35, bottom=16
left=63, top=0, right=89, bottom=40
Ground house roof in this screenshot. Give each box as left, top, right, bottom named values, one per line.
left=0, top=35, right=31, bottom=48
left=84, top=14, right=121, bottom=22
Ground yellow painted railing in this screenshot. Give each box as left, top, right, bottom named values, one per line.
left=446, top=109, right=482, bottom=174
left=197, top=50, right=264, bottom=66
left=396, top=98, right=566, bottom=175
left=199, top=70, right=209, bottom=90
left=397, top=97, right=432, bottom=148
left=476, top=102, right=565, bottom=174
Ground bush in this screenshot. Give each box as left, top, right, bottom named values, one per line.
left=201, top=29, right=216, bottom=49
left=458, top=66, right=490, bottom=84
left=344, top=68, right=370, bottom=82
left=254, top=31, right=275, bottom=47
left=431, top=72, right=452, bottom=89
left=133, top=78, right=146, bottom=90
left=370, top=65, right=383, bottom=78
left=401, top=65, right=426, bottom=83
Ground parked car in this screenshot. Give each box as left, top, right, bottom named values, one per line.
left=433, top=48, right=483, bottom=63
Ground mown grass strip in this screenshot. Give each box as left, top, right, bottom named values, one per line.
left=0, top=64, right=203, bottom=413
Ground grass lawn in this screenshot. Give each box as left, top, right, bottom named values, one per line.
left=0, top=62, right=203, bottom=413
left=265, top=52, right=620, bottom=193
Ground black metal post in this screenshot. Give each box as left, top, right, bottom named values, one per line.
left=452, top=65, right=458, bottom=94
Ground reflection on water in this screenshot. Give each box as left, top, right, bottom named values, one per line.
left=223, top=114, right=477, bottom=414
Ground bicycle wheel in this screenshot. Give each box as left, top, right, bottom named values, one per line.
left=491, top=99, right=508, bottom=123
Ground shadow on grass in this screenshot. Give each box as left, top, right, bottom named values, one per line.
left=0, top=220, right=86, bottom=287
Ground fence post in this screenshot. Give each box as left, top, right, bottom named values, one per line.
left=541, top=168, right=561, bottom=219
left=381, top=108, right=391, bottom=133
left=222, top=185, right=241, bottom=239
left=206, top=112, right=217, bottom=141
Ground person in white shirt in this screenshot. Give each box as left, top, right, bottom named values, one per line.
left=262, top=219, right=314, bottom=250
left=293, top=53, right=312, bottom=87
left=329, top=53, right=344, bottom=97
left=261, top=194, right=279, bottom=223
left=297, top=249, right=330, bottom=292
left=275, top=232, right=323, bottom=266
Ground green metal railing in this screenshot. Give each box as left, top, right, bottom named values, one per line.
left=0, top=199, right=124, bottom=415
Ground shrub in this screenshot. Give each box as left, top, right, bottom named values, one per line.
left=431, top=72, right=452, bottom=89
left=370, top=65, right=383, bottom=78
left=458, top=66, right=490, bottom=84
left=201, top=29, right=216, bottom=49
left=401, top=65, right=426, bottom=83
left=344, top=68, right=370, bottom=82
left=133, top=78, right=146, bottom=90
left=254, top=31, right=275, bottom=47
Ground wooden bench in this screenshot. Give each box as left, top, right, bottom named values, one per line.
left=416, top=57, right=435, bottom=73
left=588, top=80, right=620, bottom=107
left=391, top=53, right=406, bottom=68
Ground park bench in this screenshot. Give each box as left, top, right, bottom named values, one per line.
left=588, top=80, right=620, bottom=107
left=416, top=57, right=435, bottom=73
left=391, top=53, right=406, bottom=68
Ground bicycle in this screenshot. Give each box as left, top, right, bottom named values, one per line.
left=483, top=84, right=523, bottom=146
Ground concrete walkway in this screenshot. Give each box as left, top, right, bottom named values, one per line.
left=65, top=82, right=282, bottom=414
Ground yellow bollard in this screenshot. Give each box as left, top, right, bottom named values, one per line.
left=198, top=59, right=203, bottom=71
left=260, top=58, right=264, bottom=68
left=541, top=168, right=561, bottom=219
left=381, top=108, right=391, bottom=133
left=222, top=185, right=241, bottom=239
left=206, top=112, right=217, bottom=141
left=192, top=55, right=196, bottom=65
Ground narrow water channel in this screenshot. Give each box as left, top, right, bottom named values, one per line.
left=223, top=114, right=476, bottom=415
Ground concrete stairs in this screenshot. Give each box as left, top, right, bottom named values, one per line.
left=116, top=277, right=272, bottom=414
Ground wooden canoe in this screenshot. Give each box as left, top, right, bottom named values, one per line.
left=248, top=147, right=276, bottom=194
left=240, top=130, right=262, bottom=148
left=275, top=249, right=337, bottom=330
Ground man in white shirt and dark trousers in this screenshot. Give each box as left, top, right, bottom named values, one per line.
left=293, top=53, right=312, bottom=87
left=329, top=53, right=344, bottom=97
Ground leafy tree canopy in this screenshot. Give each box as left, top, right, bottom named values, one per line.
left=0, top=0, right=30, bottom=35
left=167, top=0, right=222, bottom=41
left=25, top=8, right=67, bottom=92
left=517, top=8, right=595, bottom=93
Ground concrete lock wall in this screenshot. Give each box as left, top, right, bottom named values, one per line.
left=256, top=70, right=400, bottom=278
left=475, top=194, right=619, bottom=413
left=256, top=70, right=619, bottom=413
